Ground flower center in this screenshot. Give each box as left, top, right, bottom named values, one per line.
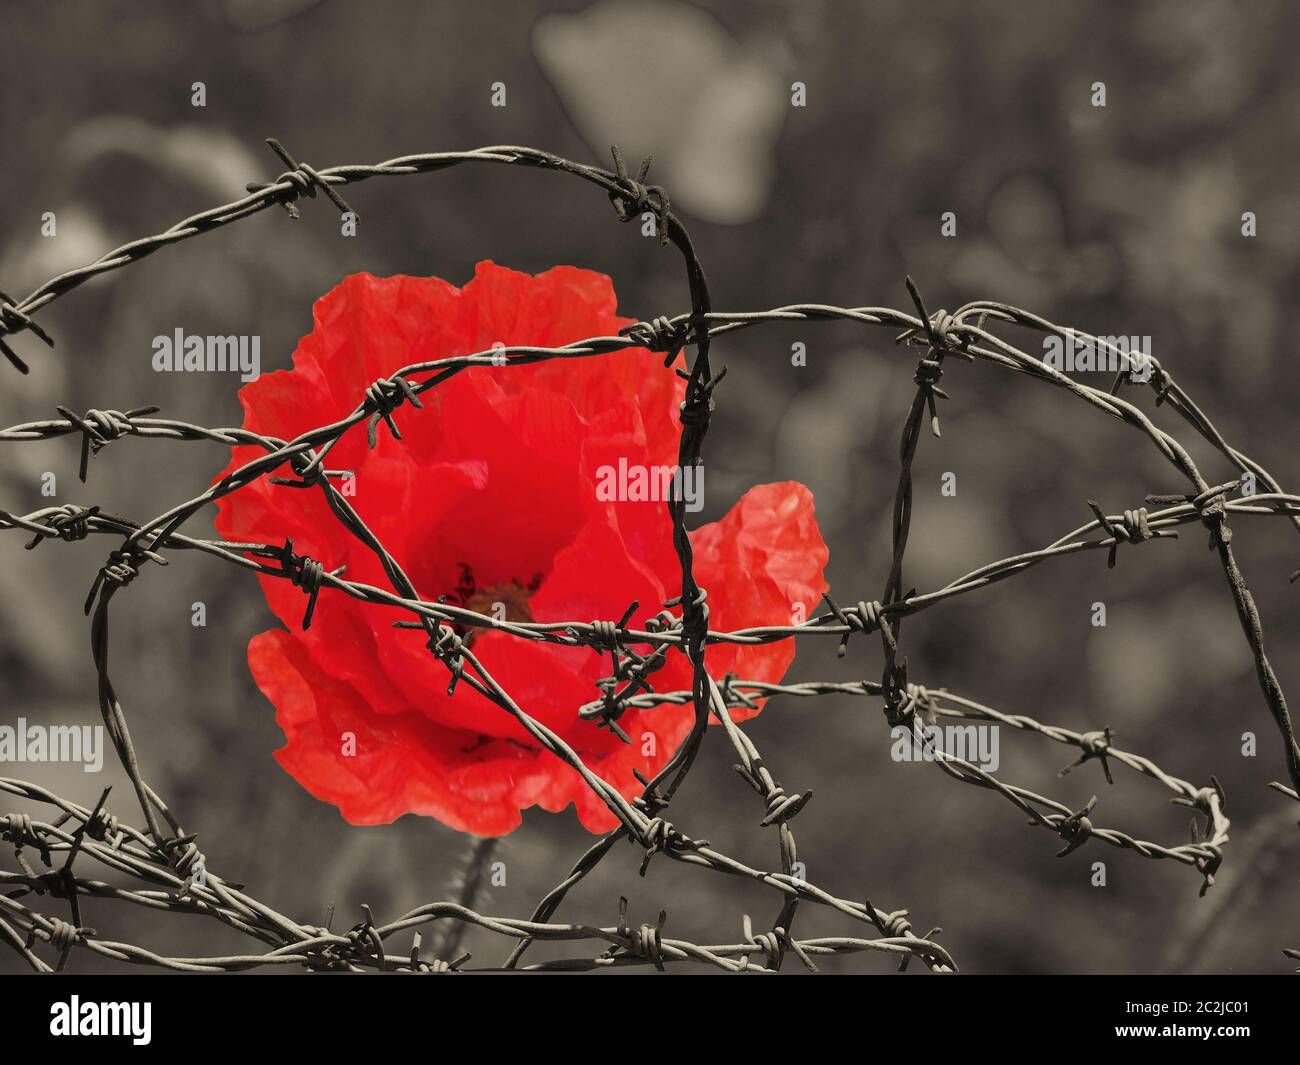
left=463, top=582, right=535, bottom=624
left=445, top=564, right=540, bottom=644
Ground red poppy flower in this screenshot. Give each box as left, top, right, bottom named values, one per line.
left=214, top=261, right=828, bottom=836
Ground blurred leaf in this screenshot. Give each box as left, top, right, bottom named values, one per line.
left=534, top=0, right=789, bottom=224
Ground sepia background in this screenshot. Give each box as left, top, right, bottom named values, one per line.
left=2, top=0, right=1298, bottom=973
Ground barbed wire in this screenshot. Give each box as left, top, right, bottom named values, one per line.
left=0, top=138, right=1295, bottom=973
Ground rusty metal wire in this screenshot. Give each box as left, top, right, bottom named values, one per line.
left=1, top=138, right=1296, bottom=973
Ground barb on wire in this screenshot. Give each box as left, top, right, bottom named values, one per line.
left=0, top=287, right=54, bottom=374
left=55, top=406, right=161, bottom=483
left=246, top=137, right=357, bottom=220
